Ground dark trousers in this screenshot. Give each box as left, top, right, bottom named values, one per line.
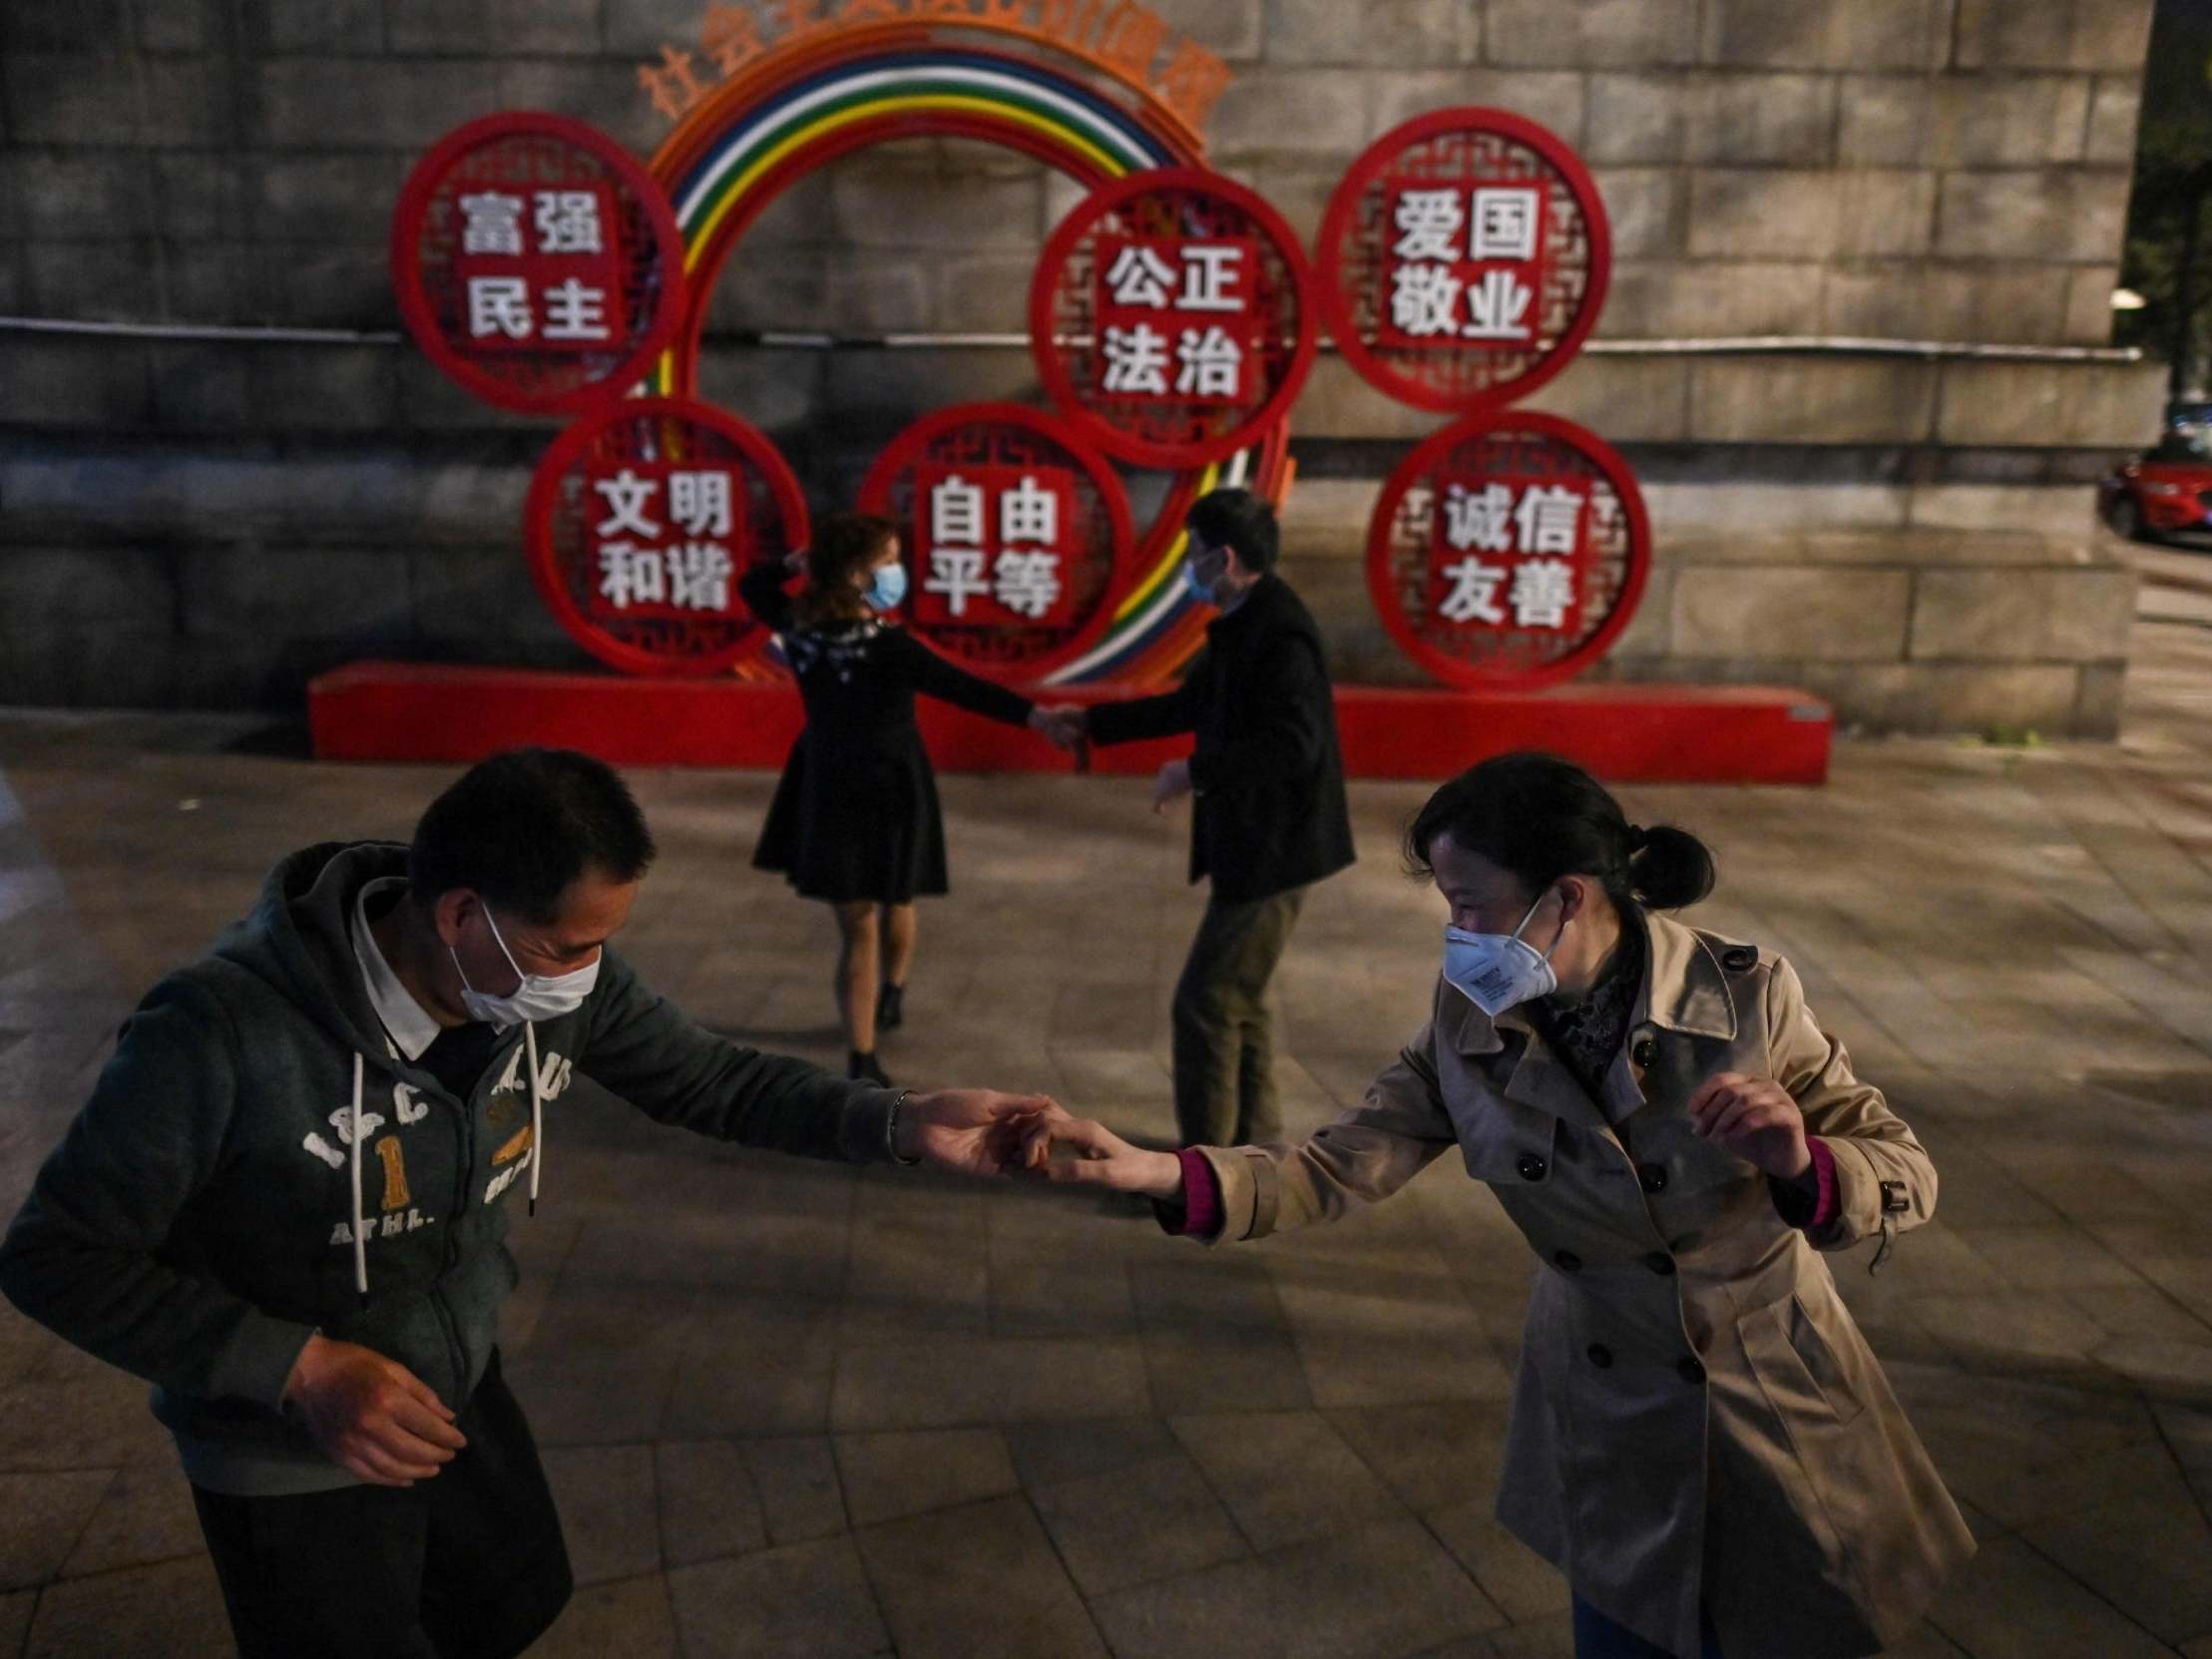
left=1170, top=886, right=1306, bottom=1147
left=191, top=1351, right=572, bottom=1659
left=1572, top=1595, right=1722, bottom=1659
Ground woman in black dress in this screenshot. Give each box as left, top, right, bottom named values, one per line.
left=741, top=512, right=1062, bottom=1084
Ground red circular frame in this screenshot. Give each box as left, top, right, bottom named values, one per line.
left=1028, top=167, right=1318, bottom=469
left=857, top=402, right=1136, bottom=685
left=392, top=111, right=687, bottom=418
left=524, top=396, right=809, bottom=677
left=1364, top=409, right=1650, bottom=691
left=1315, top=108, right=1611, bottom=417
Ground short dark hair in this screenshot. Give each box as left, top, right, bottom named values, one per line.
left=409, top=748, right=657, bottom=922
left=1186, top=488, right=1278, bottom=574
left=1404, top=751, right=1715, bottom=913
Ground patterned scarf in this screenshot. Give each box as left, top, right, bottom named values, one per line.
left=1530, top=917, right=1646, bottom=1108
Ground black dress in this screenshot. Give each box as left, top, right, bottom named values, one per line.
left=742, top=562, right=1037, bottom=904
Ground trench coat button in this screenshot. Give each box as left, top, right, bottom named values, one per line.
left=1630, top=1036, right=1657, bottom=1069
left=1552, top=1249, right=1582, bottom=1273
left=1643, top=1252, right=1676, bottom=1276
left=1638, top=1162, right=1668, bottom=1194
left=1586, top=1343, right=1613, bottom=1369
left=1721, top=946, right=1758, bottom=973
left=1518, top=1153, right=1548, bottom=1181
left=1677, top=1357, right=1706, bottom=1385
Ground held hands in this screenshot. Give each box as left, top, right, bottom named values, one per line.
left=899, top=1088, right=1078, bottom=1178
left=1029, top=704, right=1088, bottom=750
left=1686, top=1070, right=1810, bottom=1181
left=997, top=1102, right=1186, bottom=1199
left=281, top=1333, right=467, bottom=1487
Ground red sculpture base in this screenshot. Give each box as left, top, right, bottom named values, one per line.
left=308, top=662, right=1831, bottom=785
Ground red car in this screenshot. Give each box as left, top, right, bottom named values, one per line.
left=2101, top=432, right=2212, bottom=542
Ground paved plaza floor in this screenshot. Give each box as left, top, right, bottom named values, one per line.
left=1, top=539, right=2208, bottom=1658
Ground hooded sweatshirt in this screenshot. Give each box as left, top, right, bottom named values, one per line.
left=0, top=841, right=899, bottom=1496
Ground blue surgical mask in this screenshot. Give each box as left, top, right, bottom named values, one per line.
left=1184, top=546, right=1222, bottom=606
left=1442, top=894, right=1561, bottom=1018
left=865, top=562, right=908, bottom=613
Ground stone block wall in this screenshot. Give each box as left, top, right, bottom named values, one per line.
left=1278, top=482, right=2139, bottom=736
left=0, top=0, right=2168, bottom=722
left=0, top=0, right=2156, bottom=390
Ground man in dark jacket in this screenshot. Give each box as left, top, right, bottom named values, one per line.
left=1048, top=488, right=1355, bottom=1148
left=0, top=747, right=1048, bottom=1659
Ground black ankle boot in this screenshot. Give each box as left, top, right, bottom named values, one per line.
left=848, top=1049, right=892, bottom=1087
left=877, top=983, right=904, bottom=1032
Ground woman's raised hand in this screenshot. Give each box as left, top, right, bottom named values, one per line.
left=1685, top=1070, right=1811, bottom=1181
left=1000, top=1103, right=1186, bottom=1200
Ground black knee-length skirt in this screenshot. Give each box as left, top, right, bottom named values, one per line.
left=751, top=728, right=950, bottom=904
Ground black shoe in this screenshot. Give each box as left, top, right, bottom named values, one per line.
left=877, top=983, right=905, bottom=1032
left=848, top=1049, right=892, bottom=1087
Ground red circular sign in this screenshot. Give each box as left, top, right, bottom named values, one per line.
left=524, top=396, right=808, bottom=676
left=392, top=112, right=686, bottom=418
left=1316, top=109, right=1610, bottom=416
left=857, top=403, right=1135, bottom=684
left=1365, top=409, right=1649, bottom=691
left=1029, top=168, right=1318, bottom=469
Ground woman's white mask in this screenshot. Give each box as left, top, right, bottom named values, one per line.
left=1442, top=893, right=1561, bottom=1017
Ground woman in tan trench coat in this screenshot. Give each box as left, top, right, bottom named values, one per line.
left=1005, top=753, right=1975, bottom=1659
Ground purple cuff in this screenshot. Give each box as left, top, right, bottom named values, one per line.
left=1805, top=1136, right=1840, bottom=1229
left=1157, top=1147, right=1223, bottom=1239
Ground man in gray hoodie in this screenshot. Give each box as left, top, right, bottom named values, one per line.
left=0, top=747, right=1049, bottom=1658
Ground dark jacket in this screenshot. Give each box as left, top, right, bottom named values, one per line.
left=0, top=842, right=897, bottom=1496
left=1088, top=573, right=1354, bottom=904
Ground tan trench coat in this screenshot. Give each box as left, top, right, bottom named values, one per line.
left=1193, top=912, right=1975, bottom=1659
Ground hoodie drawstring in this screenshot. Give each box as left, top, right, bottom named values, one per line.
left=349, top=1050, right=368, bottom=1308
left=524, top=1021, right=544, bottom=1217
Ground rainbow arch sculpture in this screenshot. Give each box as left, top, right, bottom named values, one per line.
left=642, top=27, right=1292, bottom=686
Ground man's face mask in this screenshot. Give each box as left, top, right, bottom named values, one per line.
left=1442, top=891, right=1562, bottom=1018
left=1184, top=540, right=1228, bottom=605
left=450, top=904, right=599, bottom=1027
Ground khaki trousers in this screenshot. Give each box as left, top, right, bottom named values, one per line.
left=1170, top=886, right=1306, bottom=1146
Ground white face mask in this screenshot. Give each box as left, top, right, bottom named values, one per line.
left=450, top=904, right=599, bottom=1027
left=1443, top=893, right=1561, bottom=1018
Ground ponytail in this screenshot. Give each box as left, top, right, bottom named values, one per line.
left=1406, top=752, right=1716, bottom=913
left=1624, top=823, right=1715, bottom=911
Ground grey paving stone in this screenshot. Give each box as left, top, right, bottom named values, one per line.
left=856, top=1493, right=1106, bottom=1659
left=1169, top=1409, right=1406, bottom=1550
left=833, top=1429, right=1018, bottom=1526
left=666, top=1535, right=888, bottom=1659
left=1927, top=1533, right=2178, bottom=1658
left=0, top=1468, right=113, bottom=1590
left=655, top=1439, right=768, bottom=1567
left=739, top=1436, right=847, bottom=1546
left=58, top=1460, right=204, bottom=1578
left=1324, top=1400, right=1513, bottom=1513
left=1090, top=1513, right=1503, bottom=1659
left=543, top=1443, right=661, bottom=1587
left=529, top=1571, right=679, bottom=1659
left=830, top=1337, right=1151, bottom=1431
left=1030, top=1450, right=1249, bottom=1596
left=2023, top=1472, right=2212, bottom=1644
left=1425, top=1501, right=1571, bottom=1623
left=0, top=1376, right=171, bottom=1473
left=23, top=1554, right=232, bottom=1659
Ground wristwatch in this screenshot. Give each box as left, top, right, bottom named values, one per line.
left=884, top=1088, right=923, bottom=1168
